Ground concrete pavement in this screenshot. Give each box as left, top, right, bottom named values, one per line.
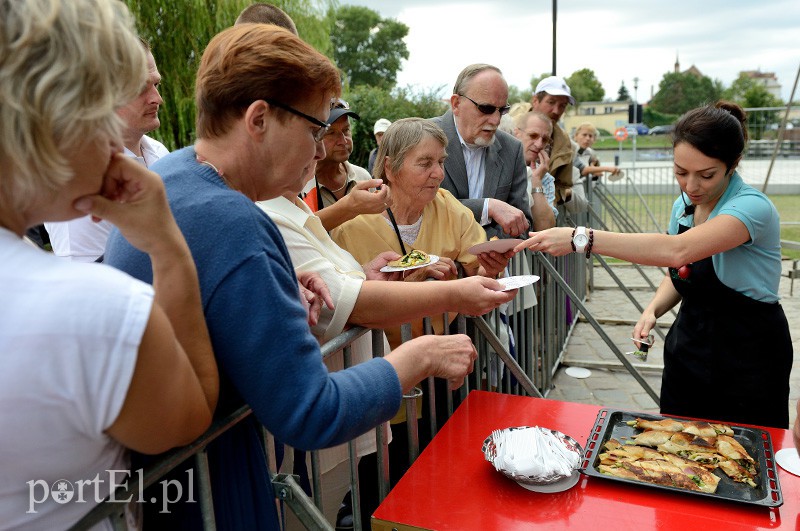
left=546, top=260, right=800, bottom=428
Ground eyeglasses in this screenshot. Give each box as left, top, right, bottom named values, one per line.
left=263, top=99, right=329, bottom=142
left=520, top=130, right=552, bottom=145
left=459, top=94, right=510, bottom=116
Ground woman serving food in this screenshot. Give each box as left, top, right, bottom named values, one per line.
left=514, top=101, right=792, bottom=429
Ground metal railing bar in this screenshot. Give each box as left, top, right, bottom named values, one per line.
left=195, top=450, right=216, bottom=531
left=272, top=474, right=333, bottom=530
left=534, top=251, right=661, bottom=406
left=470, top=317, right=543, bottom=399
left=70, top=405, right=253, bottom=529
left=592, top=254, right=667, bottom=342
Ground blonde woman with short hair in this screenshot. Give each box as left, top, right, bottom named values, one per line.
left=0, top=1, right=218, bottom=528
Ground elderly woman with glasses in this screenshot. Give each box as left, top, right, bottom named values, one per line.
left=104, top=24, right=515, bottom=530
left=0, top=1, right=218, bottom=528
left=331, top=118, right=515, bottom=348
left=257, top=122, right=517, bottom=527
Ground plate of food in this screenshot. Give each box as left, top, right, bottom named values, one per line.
left=581, top=409, right=783, bottom=507
left=468, top=238, right=522, bottom=255
left=380, top=250, right=440, bottom=272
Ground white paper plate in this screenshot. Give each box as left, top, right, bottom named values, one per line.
left=496, top=275, right=540, bottom=292
left=607, top=170, right=625, bottom=182
left=516, top=469, right=581, bottom=493
left=380, top=254, right=440, bottom=273
left=776, top=448, right=800, bottom=476
left=468, top=239, right=522, bottom=255
left=564, top=367, right=592, bottom=379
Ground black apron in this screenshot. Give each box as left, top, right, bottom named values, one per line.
left=661, top=225, right=793, bottom=429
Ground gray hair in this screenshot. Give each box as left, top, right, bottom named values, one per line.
left=514, top=111, right=553, bottom=133
left=373, top=118, right=448, bottom=184
left=508, top=102, right=532, bottom=120
left=452, top=63, right=503, bottom=96
left=0, top=0, right=147, bottom=212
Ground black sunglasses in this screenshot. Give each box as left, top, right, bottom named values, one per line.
left=460, top=94, right=510, bottom=116
left=263, top=99, right=329, bottom=142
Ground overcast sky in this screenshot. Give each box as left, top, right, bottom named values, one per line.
left=346, top=0, right=799, bottom=103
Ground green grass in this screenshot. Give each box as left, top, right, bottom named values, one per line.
left=594, top=136, right=672, bottom=150
left=772, top=195, right=800, bottom=259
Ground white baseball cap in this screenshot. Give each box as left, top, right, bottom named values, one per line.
left=535, top=76, right=576, bottom=105
left=373, top=118, right=391, bottom=134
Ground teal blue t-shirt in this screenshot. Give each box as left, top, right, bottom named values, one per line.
left=668, top=172, right=782, bottom=302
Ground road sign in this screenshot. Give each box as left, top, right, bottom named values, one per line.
left=614, top=127, right=628, bottom=142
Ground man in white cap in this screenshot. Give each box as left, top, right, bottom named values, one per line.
left=530, top=75, right=575, bottom=205
left=367, top=118, right=391, bottom=174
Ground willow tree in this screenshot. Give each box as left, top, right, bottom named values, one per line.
left=125, top=0, right=335, bottom=150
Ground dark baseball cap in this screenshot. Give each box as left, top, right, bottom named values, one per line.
left=326, top=107, right=361, bottom=125
left=326, top=98, right=361, bottom=125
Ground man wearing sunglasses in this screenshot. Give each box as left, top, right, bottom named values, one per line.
left=433, top=63, right=531, bottom=240
left=530, top=75, right=577, bottom=206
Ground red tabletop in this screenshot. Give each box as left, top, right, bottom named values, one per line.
left=372, top=391, right=799, bottom=530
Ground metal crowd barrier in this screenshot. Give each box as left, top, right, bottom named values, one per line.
left=71, top=245, right=598, bottom=531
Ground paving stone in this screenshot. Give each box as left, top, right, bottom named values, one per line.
left=564, top=344, right=594, bottom=358
left=555, top=262, right=800, bottom=428
left=592, top=389, right=633, bottom=404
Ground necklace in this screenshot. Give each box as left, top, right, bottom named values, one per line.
left=326, top=178, right=348, bottom=194
left=196, top=155, right=223, bottom=176
left=196, top=154, right=233, bottom=189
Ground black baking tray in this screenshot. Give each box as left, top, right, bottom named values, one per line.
left=580, top=408, right=783, bottom=507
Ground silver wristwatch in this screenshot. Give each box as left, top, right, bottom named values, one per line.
left=572, top=226, right=589, bottom=253
left=531, top=187, right=545, bottom=195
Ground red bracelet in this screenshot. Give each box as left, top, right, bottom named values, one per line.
left=585, top=229, right=594, bottom=258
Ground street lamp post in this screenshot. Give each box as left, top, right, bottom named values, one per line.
left=632, top=77, right=639, bottom=169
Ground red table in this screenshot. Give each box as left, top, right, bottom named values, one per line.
left=372, top=391, right=799, bottom=530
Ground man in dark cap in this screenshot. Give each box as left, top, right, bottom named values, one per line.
left=303, top=99, right=391, bottom=230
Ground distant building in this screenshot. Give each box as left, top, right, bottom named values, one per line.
left=739, top=70, right=782, bottom=99
left=563, top=100, right=630, bottom=137
left=644, top=54, right=707, bottom=103
left=674, top=54, right=703, bottom=78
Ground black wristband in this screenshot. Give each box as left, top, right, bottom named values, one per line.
left=570, top=228, right=576, bottom=252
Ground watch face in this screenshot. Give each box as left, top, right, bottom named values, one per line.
left=574, top=234, right=588, bottom=246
